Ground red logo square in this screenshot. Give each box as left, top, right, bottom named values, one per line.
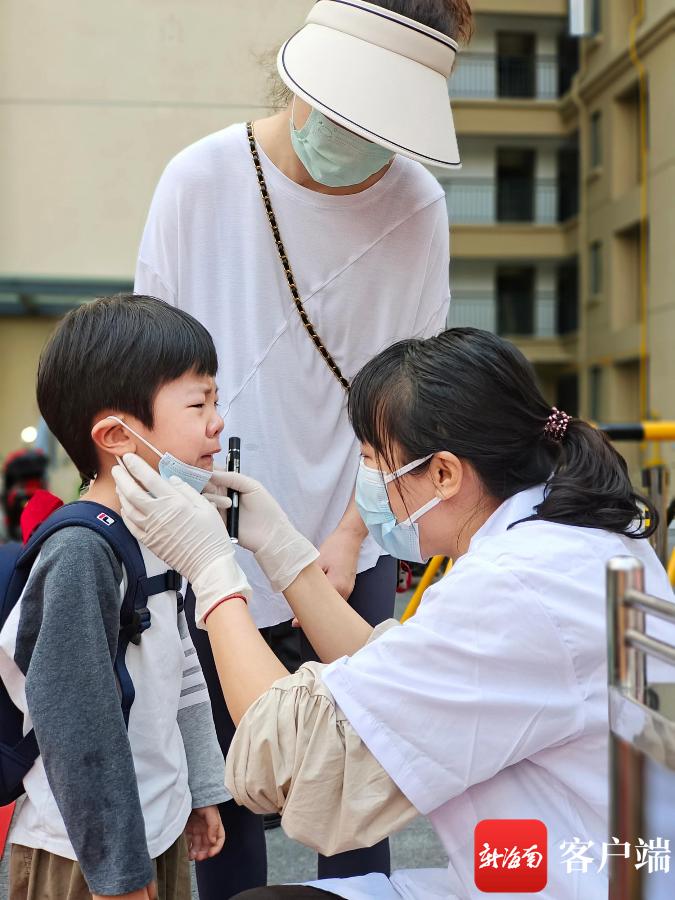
left=475, top=819, right=548, bottom=893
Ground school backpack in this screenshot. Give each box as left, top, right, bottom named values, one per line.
left=0, top=498, right=181, bottom=806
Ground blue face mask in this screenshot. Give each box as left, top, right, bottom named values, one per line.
left=107, top=416, right=214, bottom=494
left=355, top=455, right=441, bottom=564
left=290, top=100, right=394, bottom=188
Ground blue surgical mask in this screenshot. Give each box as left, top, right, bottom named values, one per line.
left=290, top=99, right=394, bottom=188
left=107, top=416, right=214, bottom=494
left=355, top=455, right=441, bottom=564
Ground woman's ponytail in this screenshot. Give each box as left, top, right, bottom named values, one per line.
left=534, top=419, right=658, bottom=538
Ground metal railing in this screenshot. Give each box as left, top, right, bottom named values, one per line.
left=443, top=177, right=559, bottom=225
left=447, top=290, right=557, bottom=338
left=449, top=53, right=559, bottom=101
left=608, top=558, right=675, bottom=703
left=606, top=557, right=675, bottom=898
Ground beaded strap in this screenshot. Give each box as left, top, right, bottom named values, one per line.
left=246, top=123, right=350, bottom=393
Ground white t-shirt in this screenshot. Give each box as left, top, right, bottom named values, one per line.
left=135, top=123, right=450, bottom=627
left=322, top=486, right=675, bottom=899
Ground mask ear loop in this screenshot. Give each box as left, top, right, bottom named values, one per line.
left=383, top=453, right=439, bottom=524
left=105, top=415, right=163, bottom=460
left=403, top=495, right=442, bottom=526
left=383, top=453, right=435, bottom=484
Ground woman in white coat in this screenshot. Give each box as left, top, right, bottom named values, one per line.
left=113, top=328, right=673, bottom=900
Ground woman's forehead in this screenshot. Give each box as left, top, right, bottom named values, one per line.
left=360, top=441, right=406, bottom=473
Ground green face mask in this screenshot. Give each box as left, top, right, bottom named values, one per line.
left=290, top=101, right=394, bottom=188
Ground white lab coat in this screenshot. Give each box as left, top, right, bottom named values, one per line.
left=314, top=485, right=675, bottom=899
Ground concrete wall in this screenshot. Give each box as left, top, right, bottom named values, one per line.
left=0, top=0, right=311, bottom=281
left=0, top=0, right=310, bottom=485
left=576, top=0, right=675, bottom=476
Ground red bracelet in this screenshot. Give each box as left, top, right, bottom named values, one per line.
left=203, top=594, right=248, bottom=625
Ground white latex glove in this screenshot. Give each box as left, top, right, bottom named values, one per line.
left=203, top=470, right=319, bottom=593
left=112, top=453, right=251, bottom=628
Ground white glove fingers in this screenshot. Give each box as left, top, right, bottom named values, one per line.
left=119, top=498, right=148, bottom=531
left=112, top=462, right=156, bottom=516
left=118, top=504, right=146, bottom=544
left=167, top=475, right=208, bottom=508
left=203, top=492, right=232, bottom=511
left=120, top=453, right=176, bottom=499
left=209, top=469, right=261, bottom=494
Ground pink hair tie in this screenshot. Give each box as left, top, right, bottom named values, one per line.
left=543, top=407, right=572, bottom=442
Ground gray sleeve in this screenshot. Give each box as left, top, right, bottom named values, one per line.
left=21, top=527, right=154, bottom=895
left=176, top=611, right=230, bottom=808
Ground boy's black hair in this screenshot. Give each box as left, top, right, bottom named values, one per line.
left=37, top=294, right=218, bottom=481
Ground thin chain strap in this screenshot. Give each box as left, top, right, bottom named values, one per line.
left=246, top=122, right=350, bottom=393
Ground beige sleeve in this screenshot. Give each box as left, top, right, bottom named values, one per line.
left=225, top=620, right=417, bottom=856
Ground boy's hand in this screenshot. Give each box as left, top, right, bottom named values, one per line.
left=185, top=805, right=226, bottom=861
left=93, top=881, right=156, bottom=900
left=318, top=527, right=362, bottom=600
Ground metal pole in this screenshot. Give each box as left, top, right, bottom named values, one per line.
left=641, top=464, right=670, bottom=566
left=607, top=557, right=646, bottom=704
left=607, top=556, right=646, bottom=900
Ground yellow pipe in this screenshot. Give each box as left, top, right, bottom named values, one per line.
left=593, top=422, right=675, bottom=442
left=642, top=422, right=675, bottom=442
left=668, top=549, right=675, bottom=589
left=401, top=556, right=445, bottom=622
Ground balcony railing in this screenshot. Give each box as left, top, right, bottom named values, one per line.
left=443, top=177, right=559, bottom=225
left=447, top=291, right=558, bottom=338
left=449, top=53, right=559, bottom=101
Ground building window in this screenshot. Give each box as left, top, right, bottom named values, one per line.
left=590, top=110, right=602, bottom=169
left=589, top=241, right=603, bottom=295
left=614, top=82, right=643, bottom=192
left=557, top=34, right=579, bottom=97
left=557, top=374, right=579, bottom=418
left=496, top=266, right=535, bottom=336
left=614, top=360, right=641, bottom=422
left=497, top=32, right=536, bottom=99
left=589, top=366, right=603, bottom=421
left=612, top=224, right=642, bottom=328
left=557, top=135, right=579, bottom=221
left=556, top=259, right=579, bottom=334
left=497, top=148, right=535, bottom=222
left=591, top=0, right=602, bottom=35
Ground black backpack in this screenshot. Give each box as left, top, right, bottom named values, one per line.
left=0, top=500, right=181, bottom=806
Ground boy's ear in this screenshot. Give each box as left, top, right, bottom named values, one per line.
left=91, top=416, right=137, bottom=459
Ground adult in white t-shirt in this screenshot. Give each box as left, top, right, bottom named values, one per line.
left=113, top=326, right=675, bottom=900
left=134, top=0, right=467, bottom=894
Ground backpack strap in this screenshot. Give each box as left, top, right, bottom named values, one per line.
left=19, top=501, right=181, bottom=727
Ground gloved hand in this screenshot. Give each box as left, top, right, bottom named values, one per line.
left=112, top=453, right=251, bottom=628
left=204, top=470, right=319, bottom=593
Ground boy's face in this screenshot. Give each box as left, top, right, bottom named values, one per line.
left=108, top=370, right=223, bottom=473
left=146, top=370, right=223, bottom=471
